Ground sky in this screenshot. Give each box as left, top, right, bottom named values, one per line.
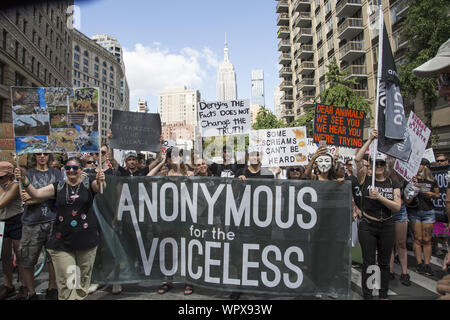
left=75, top=0, right=280, bottom=113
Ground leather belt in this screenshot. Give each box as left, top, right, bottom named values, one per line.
left=363, top=211, right=392, bottom=222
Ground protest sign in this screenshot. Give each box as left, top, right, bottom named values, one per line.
left=161, top=139, right=176, bottom=155
left=198, top=100, right=250, bottom=137
left=250, top=127, right=308, bottom=167
left=394, top=112, right=431, bottom=182
left=313, top=104, right=365, bottom=148
left=431, top=165, right=449, bottom=223
left=11, top=87, right=100, bottom=154
left=306, top=139, right=356, bottom=163
left=110, top=110, right=161, bottom=152
left=91, top=176, right=352, bottom=297
left=423, top=148, right=436, bottom=163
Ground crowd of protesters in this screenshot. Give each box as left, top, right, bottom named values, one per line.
left=0, top=131, right=448, bottom=301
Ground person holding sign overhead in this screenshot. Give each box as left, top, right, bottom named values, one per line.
left=354, top=129, right=402, bottom=300
left=14, top=158, right=106, bottom=300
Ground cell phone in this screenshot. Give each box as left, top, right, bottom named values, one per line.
left=319, top=140, right=327, bottom=148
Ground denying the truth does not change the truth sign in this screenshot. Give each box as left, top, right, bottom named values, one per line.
left=313, top=104, right=365, bottom=149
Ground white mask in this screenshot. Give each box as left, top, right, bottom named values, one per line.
left=316, top=155, right=332, bottom=173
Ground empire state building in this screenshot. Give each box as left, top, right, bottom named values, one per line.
left=216, top=35, right=237, bottom=101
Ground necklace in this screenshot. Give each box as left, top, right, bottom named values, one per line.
left=65, top=181, right=82, bottom=205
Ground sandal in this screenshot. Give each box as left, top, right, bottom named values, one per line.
left=184, top=284, right=193, bottom=295
left=157, top=283, right=173, bottom=294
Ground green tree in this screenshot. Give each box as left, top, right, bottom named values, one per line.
left=397, top=0, right=450, bottom=130
left=289, top=58, right=372, bottom=134
left=252, top=107, right=286, bottom=130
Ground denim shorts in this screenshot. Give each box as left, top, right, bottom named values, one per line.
left=408, top=209, right=435, bottom=224
left=393, top=204, right=408, bottom=223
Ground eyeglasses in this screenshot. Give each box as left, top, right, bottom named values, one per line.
left=436, top=73, right=450, bottom=87
left=37, top=153, right=49, bottom=156
left=375, top=162, right=386, bottom=167
left=86, top=161, right=95, bottom=164
left=289, top=167, right=302, bottom=172
left=65, top=165, right=80, bottom=171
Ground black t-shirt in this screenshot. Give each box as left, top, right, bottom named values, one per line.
left=46, top=178, right=98, bottom=252
left=209, top=163, right=243, bottom=178
left=416, top=178, right=438, bottom=211
left=117, top=166, right=148, bottom=177
left=239, top=166, right=275, bottom=179
left=346, top=174, right=362, bottom=210
left=360, top=176, right=401, bottom=220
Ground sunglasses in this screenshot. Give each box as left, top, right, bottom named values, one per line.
left=289, top=167, right=302, bottom=172
left=437, top=159, right=447, bottom=163
left=436, top=73, right=450, bottom=87
left=86, top=161, right=95, bottom=164
left=37, top=153, right=49, bottom=156
left=375, top=162, right=386, bottom=167
left=65, top=165, right=80, bottom=171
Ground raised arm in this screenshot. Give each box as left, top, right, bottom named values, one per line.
left=147, top=155, right=166, bottom=176
left=305, top=146, right=326, bottom=179
left=14, top=168, right=55, bottom=201
left=91, top=170, right=106, bottom=194
left=356, top=129, right=377, bottom=185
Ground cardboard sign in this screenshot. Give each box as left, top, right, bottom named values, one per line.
left=250, top=127, right=308, bottom=167
left=394, top=112, right=431, bottom=182
left=430, top=165, right=450, bottom=214
left=110, top=110, right=161, bottom=152
left=313, top=104, right=365, bottom=148
left=198, top=99, right=250, bottom=137
left=306, top=138, right=356, bottom=163
left=11, top=87, right=100, bottom=154
left=161, top=139, right=176, bottom=155
left=423, top=148, right=436, bottom=163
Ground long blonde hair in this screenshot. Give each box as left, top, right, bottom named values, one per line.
left=420, top=166, right=435, bottom=183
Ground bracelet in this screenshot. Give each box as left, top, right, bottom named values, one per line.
left=22, top=178, right=30, bottom=188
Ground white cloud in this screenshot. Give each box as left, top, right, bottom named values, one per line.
left=123, top=43, right=219, bottom=108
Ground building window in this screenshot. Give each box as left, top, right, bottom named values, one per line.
left=95, top=57, right=99, bottom=63
left=74, top=45, right=80, bottom=52
left=83, top=67, right=88, bottom=73
left=83, top=58, right=88, bottom=66
left=15, top=72, right=25, bottom=86
left=23, top=20, right=27, bottom=34
left=0, top=63, right=4, bottom=84
left=74, top=53, right=79, bottom=61
left=94, top=72, right=99, bottom=78
left=74, top=62, right=79, bottom=69
left=15, top=41, right=19, bottom=59
left=2, top=30, right=7, bottom=50
left=94, top=64, right=99, bottom=71
left=102, top=69, right=106, bottom=75
left=22, top=48, right=26, bottom=65
left=84, top=50, right=89, bottom=57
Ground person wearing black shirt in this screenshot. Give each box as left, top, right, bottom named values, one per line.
left=355, top=129, right=401, bottom=300
left=209, top=145, right=244, bottom=178
left=15, top=158, right=105, bottom=300
left=117, top=151, right=148, bottom=177
left=407, top=158, right=440, bottom=276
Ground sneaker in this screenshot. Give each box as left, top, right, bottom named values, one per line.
left=0, top=286, right=15, bottom=300
left=399, top=273, right=411, bottom=286
left=88, top=283, right=100, bottom=294
left=416, top=263, right=425, bottom=274
left=28, top=293, right=39, bottom=300
left=112, top=284, right=122, bottom=295
left=45, top=288, right=58, bottom=300
left=423, top=264, right=434, bottom=276
left=389, top=272, right=396, bottom=280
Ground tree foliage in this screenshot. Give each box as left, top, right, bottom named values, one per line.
left=397, top=0, right=450, bottom=126
left=252, top=107, right=286, bottom=130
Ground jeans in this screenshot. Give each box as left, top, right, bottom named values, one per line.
left=358, top=217, right=395, bottom=299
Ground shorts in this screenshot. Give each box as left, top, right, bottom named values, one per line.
left=3, top=213, right=23, bottom=241
left=18, top=221, right=54, bottom=268
left=408, top=209, right=435, bottom=224
left=393, top=204, right=408, bottom=223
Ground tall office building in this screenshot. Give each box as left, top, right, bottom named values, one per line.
left=0, top=1, right=74, bottom=122
left=217, top=34, right=237, bottom=101
left=137, top=98, right=148, bottom=113
left=72, top=29, right=124, bottom=144
left=275, top=0, right=414, bottom=130
left=158, top=86, right=201, bottom=126
left=92, top=34, right=130, bottom=111
left=251, top=69, right=265, bottom=107
left=274, top=85, right=284, bottom=119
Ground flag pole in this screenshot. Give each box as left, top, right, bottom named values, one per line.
left=372, top=5, right=384, bottom=188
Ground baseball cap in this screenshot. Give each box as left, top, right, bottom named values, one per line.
left=413, top=38, right=450, bottom=77
left=370, top=152, right=387, bottom=163
left=124, top=151, right=137, bottom=160
left=0, top=161, right=14, bottom=177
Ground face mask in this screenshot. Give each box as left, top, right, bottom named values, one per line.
left=316, top=155, right=332, bottom=173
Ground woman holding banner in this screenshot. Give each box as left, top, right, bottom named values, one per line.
left=305, top=145, right=341, bottom=181
left=355, top=129, right=402, bottom=300
left=407, top=159, right=440, bottom=277
left=14, top=158, right=106, bottom=300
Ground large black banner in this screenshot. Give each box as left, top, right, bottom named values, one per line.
left=91, top=176, right=352, bottom=298
left=431, top=165, right=450, bottom=223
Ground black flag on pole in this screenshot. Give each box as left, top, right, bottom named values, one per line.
left=377, top=21, right=412, bottom=161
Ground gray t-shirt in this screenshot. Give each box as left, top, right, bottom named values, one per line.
left=22, top=167, right=63, bottom=225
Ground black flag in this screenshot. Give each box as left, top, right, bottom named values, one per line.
left=377, top=20, right=411, bottom=161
